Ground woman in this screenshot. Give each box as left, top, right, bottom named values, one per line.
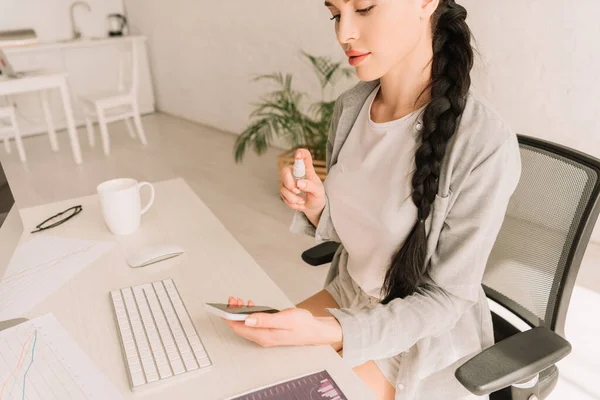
left=224, top=1, right=521, bottom=399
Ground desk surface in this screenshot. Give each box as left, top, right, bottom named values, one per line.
left=17, top=178, right=375, bottom=399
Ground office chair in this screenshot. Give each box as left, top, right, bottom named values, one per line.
left=300, top=135, right=600, bottom=400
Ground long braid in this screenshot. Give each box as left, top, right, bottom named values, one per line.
left=381, top=0, right=474, bottom=304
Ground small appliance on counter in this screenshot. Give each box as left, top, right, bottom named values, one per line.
left=107, top=13, right=128, bottom=37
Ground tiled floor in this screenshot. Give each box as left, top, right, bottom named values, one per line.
left=1, top=113, right=599, bottom=399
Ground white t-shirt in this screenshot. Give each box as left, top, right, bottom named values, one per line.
left=325, top=84, right=426, bottom=298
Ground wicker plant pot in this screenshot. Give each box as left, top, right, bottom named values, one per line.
left=277, top=148, right=327, bottom=183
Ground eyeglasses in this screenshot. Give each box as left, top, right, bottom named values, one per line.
left=31, top=205, right=83, bottom=234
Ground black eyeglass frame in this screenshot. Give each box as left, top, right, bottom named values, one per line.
left=30, top=205, right=83, bottom=234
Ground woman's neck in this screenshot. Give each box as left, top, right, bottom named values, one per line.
left=373, top=39, right=434, bottom=122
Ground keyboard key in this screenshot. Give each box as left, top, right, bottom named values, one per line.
left=142, top=358, right=156, bottom=371
left=127, top=355, right=139, bottom=364
left=156, top=356, right=169, bottom=367
left=184, top=358, right=199, bottom=371
left=139, top=348, right=151, bottom=359
left=163, top=279, right=177, bottom=294
left=129, top=363, right=142, bottom=373
left=146, top=371, right=159, bottom=383
left=190, top=342, right=204, bottom=352
left=193, top=349, right=208, bottom=360
left=111, top=290, right=123, bottom=301
left=171, top=359, right=186, bottom=375
left=131, top=371, right=145, bottom=387
left=175, top=340, right=191, bottom=354
left=197, top=357, right=212, bottom=368
left=165, top=343, right=177, bottom=354
left=181, top=351, right=194, bottom=361
left=124, top=341, right=137, bottom=352
left=158, top=365, right=173, bottom=379
left=173, top=330, right=185, bottom=340
left=189, top=336, right=204, bottom=348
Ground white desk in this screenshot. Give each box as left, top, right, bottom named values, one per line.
left=0, top=71, right=82, bottom=164
left=16, top=178, right=375, bottom=399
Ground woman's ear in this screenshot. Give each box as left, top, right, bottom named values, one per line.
left=420, top=0, right=440, bottom=19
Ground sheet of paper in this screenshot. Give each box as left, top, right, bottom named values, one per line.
left=0, top=313, right=123, bottom=400
left=0, top=235, right=114, bottom=321
left=226, top=370, right=348, bottom=400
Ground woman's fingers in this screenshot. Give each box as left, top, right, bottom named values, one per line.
left=280, top=197, right=306, bottom=211
left=227, top=296, right=255, bottom=308
left=295, top=179, right=321, bottom=195
left=227, top=296, right=244, bottom=308
left=280, top=166, right=301, bottom=194
left=280, top=187, right=306, bottom=211
left=280, top=186, right=305, bottom=205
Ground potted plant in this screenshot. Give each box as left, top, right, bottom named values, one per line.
left=233, top=51, right=354, bottom=182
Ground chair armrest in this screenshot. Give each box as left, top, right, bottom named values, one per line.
left=455, top=327, right=571, bottom=396
left=301, top=241, right=340, bottom=266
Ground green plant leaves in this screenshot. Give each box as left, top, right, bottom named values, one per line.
left=234, top=51, right=353, bottom=163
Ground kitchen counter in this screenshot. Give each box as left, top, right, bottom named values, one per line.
left=2, top=35, right=147, bottom=54
left=1, top=35, right=154, bottom=138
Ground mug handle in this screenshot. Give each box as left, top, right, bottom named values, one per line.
left=138, top=182, right=155, bottom=215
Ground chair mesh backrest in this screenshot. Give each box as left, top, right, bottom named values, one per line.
left=483, top=141, right=598, bottom=330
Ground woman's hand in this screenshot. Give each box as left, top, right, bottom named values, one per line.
left=279, top=149, right=326, bottom=224
left=222, top=297, right=343, bottom=351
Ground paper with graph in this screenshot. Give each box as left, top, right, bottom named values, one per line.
left=0, top=235, right=114, bottom=321
left=0, top=314, right=123, bottom=400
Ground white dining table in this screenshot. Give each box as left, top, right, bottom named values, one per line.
left=0, top=70, right=82, bottom=164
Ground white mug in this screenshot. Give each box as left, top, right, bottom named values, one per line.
left=97, top=178, right=155, bottom=235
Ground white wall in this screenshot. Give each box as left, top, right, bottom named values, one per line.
left=123, top=0, right=354, bottom=137
left=125, top=0, right=600, bottom=242
left=0, top=0, right=124, bottom=42
left=461, top=0, right=600, bottom=242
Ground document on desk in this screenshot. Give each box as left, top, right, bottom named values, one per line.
left=0, top=313, right=123, bottom=400
left=0, top=235, right=114, bottom=321
left=226, top=370, right=348, bottom=400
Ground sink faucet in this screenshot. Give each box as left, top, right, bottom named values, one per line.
left=70, top=1, right=92, bottom=40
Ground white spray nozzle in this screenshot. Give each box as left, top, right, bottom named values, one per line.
left=293, top=158, right=306, bottom=179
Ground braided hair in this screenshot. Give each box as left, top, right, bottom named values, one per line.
left=381, top=0, right=474, bottom=304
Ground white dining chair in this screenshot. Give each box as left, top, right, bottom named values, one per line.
left=0, top=105, right=26, bottom=163
left=78, top=39, right=148, bottom=156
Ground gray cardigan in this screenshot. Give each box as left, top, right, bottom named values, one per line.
left=291, top=80, right=522, bottom=399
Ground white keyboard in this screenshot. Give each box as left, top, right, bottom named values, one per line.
left=110, top=279, right=212, bottom=390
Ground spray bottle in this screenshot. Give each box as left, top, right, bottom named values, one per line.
left=293, top=158, right=306, bottom=201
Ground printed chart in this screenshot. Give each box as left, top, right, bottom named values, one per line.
left=0, top=314, right=122, bottom=400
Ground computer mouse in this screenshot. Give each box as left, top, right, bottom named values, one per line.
left=127, top=245, right=185, bottom=268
